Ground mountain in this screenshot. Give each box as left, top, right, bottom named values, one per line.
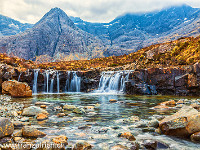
left=1, top=5, right=200, bottom=61
left=0, top=15, right=33, bottom=36
left=71, top=5, right=200, bottom=56
left=0, top=8, right=104, bottom=61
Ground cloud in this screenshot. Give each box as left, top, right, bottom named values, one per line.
left=1, top=0, right=200, bottom=24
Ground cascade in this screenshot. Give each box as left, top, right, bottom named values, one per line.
left=33, top=69, right=39, bottom=93
left=50, top=78, right=54, bottom=93
left=46, top=71, right=49, bottom=93
left=57, top=71, right=60, bottom=93
left=96, top=71, right=130, bottom=93
left=66, top=71, right=81, bottom=92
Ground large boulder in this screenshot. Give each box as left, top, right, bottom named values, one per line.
left=22, top=126, right=46, bottom=138
left=2, top=80, right=32, bottom=97
left=159, top=106, right=200, bottom=137
left=0, top=118, right=14, bottom=138
left=22, top=106, right=48, bottom=116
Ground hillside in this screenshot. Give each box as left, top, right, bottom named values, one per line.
left=35, top=35, right=200, bottom=71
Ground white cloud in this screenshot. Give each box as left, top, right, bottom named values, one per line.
left=1, top=0, right=200, bottom=24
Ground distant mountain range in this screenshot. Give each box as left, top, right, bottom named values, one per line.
left=1, top=4, right=200, bottom=61
left=0, top=15, right=33, bottom=36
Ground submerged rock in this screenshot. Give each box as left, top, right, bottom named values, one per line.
left=22, top=106, right=48, bottom=116
left=73, top=108, right=85, bottom=114
left=109, top=99, right=117, bottom=103
left=142, top=140, right=157, bottom=150
left=0, top=118, right=14, bottom=138
left=111, top=144, right=129, bottom=150
left=73, top=141, right=92, bottom=150
left=148, top=119, right=159, bottom=128
left=36, top=113, right=48, bottom=121
left=2, top=80, right=32, bottom=97
left=159, top=106, right=200, bottom=137
left=51, top=135, right=68, bottom=145
left=63, top=105, right=77, bottom=110
left=190, top=131, right=200, bottom=142
left=159, top=100, right=176, bottom=106
left=13, top=121, right=25, bottom=129
left=22, top=126, right=46, bottom=138
left=118, top=132, right=136, bottom=141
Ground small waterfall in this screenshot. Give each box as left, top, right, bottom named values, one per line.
left=120, top=72, right=130, bottom=92
left=46, top=71, right=49, bottom=93
left=96, top=71, right=130, bottom=93
left=57, top=71, right=60, bottom=93
left=66, top=71, right=81, bottom=92
left=33, top=70, right=39, bottom=94
left=65, top=71, right=70, bottom=92
left=50, top=78, right=54, bottom=93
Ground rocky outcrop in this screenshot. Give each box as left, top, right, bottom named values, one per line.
left=2, top=80, right=32, bottom=97
left=126, top=62, right=200, bottom=96
left=158, top=106, right=200, bottom=137
left=0, top=118, right=14, bottom=138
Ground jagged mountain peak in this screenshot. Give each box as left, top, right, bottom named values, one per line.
left=34, top=7, right=76, bottom=29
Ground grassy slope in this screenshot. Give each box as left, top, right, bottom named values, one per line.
left=37, top=36, right=200, bottom=71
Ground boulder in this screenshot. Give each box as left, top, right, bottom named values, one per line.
left=63, top=105, right=77, bottom=110
left=57, top=113, right=66, bottom=117
left=51, top=135, right=68, bottom=145
left=73, top=141, right=92, bottom=150
left=159, top=106, right=200, bottom=137
left=109, top=99, right=117, bottom=103
left=13, top=121, right=25, bottom=129
left=118, top=132, right=136, bottom=141
left=22, top=126, right=46, bottom=138
left=190, top=131, right=200, bottom=142
left=159, top=100, right=176, bottom=106
left=142, top=140, right=157, bottom=150
left=193, top=62, right=200, bottom=74
left=22, top=106, right=48, bottom=116
left=0, top=118, right=14, bottom=138
left=2, top=80, right=32, bottom=97
left=36, top=113, right=48, bottom=121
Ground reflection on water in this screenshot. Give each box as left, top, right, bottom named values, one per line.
left=11, top=93, right=200, bottom=149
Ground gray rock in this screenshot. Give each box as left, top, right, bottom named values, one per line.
left=22, top=106, right=48, bottom=116
left=0, top=118, right=14, bottom=138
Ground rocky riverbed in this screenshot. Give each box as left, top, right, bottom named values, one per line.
left=0, top=94, right=200, bottom=149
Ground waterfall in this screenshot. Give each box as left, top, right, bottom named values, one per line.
left=33, top=70, right=39, bottom=94
left=96, top=71, right=130, bottom=93
left=120, top=72, right=130, bottom=92
left=66, top=71, right=81, bottom=92
left=65, top=71, right=70, bottom=92
left=57, top=71, right=60, bottom=93
left=50, top=78, right=54, bottom=93
left=46, top=71, right=49, bottom=93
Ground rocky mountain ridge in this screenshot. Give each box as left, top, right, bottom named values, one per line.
left=0, top=14, right=33, bottom=36
left=1, top=5, right=200, bottom=60
left=0, top=8, right=104, bottom=61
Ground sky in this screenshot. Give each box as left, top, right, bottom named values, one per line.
left=1, top=0, right=200, bottom=24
